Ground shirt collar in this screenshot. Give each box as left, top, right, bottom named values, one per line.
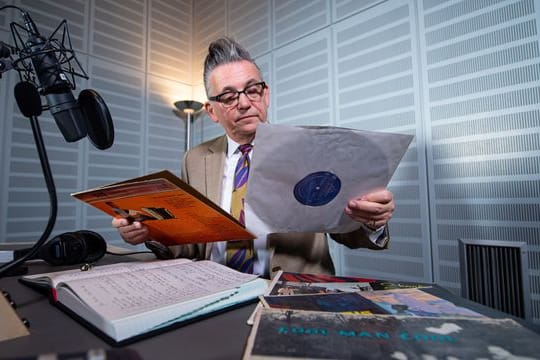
left=226, top=136, right=254, bottom=157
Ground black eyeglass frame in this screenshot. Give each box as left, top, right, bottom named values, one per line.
left=208, top=81, right=267, bottom=107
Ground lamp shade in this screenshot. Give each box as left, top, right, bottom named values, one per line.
left=174, top=100, right=203, bottom=114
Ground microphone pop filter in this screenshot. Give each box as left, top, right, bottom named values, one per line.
left=78, top=89, right=114, bottom=150
left=14, top=82, right=42, bottom=117
left=0, top=43, right=10, bottom=58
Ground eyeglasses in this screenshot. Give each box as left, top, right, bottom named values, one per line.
left=208, top=81, right=266, bottom=108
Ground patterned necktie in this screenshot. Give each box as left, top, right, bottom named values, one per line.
left=226, top=144, right=254, bottom=273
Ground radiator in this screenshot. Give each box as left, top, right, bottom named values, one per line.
left=458, top=239, right=531, bottom=319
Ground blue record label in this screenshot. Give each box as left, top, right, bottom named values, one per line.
left=293, top=171, right=341, bottom=206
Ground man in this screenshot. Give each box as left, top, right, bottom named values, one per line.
left=113, top=37, right=395, bottom=278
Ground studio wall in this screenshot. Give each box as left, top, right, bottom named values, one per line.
left=190, top=0, right=540, bottom=322
left=1, top=0, right=539, bottom=322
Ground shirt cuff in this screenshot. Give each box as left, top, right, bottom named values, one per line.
left=361, top=224, right=387, bottom=247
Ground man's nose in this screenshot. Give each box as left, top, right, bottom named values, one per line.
left=237, top=92, right=251, bottom=108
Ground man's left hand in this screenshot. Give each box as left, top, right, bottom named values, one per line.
left=345, top=189, right=395, bottom=230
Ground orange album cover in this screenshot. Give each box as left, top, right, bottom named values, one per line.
left=71, top=170, right=255, bottom=246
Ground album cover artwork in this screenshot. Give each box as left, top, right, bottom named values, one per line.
left=244, top=309, right=540, bottom=360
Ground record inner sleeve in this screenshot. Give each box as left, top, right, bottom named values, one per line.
left=245, top=123, right=413, bottom=234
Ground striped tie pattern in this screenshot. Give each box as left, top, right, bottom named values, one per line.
left=226, top=144, right=254, bottom=273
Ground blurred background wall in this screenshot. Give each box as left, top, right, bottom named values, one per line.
left=1, top=0, right=539, bottom=322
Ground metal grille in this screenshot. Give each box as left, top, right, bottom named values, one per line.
left=458, top=239, right=531, bottom=319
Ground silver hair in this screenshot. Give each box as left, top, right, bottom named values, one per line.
left=203, top=37, right=262, bottom=96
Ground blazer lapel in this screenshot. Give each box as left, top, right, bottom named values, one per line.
left=205, top=135, right=227, bottom=204
left=204, top=136, right=227, bottom=260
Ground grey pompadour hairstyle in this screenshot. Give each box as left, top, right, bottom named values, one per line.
left=203, top=37, right=262, bottom=96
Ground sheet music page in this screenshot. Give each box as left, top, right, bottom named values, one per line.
left=60, top=260, right=259, bottom=320
left=23, top=258, right=193, bottom=288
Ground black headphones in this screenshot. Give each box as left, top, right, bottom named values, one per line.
left=14, top=230, right=107, bottom=266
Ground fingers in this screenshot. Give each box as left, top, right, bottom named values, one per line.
left=345, top=190, right=395, bottom=229
left=112, top=217, right=129, bottom=228
left=111, top=218, right=149, bottom=245
left=361, top=189, right=394, bottom=204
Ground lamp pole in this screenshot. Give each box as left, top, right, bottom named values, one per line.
left=174, top=100, right=203, bottom=151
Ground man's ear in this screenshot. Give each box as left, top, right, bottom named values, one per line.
left=205, top=102, right=220, bottom=124
left=262, top=84, right=271, bottom=111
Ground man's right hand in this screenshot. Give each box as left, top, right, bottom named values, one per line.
left=112, top=218, right=150, bottom=245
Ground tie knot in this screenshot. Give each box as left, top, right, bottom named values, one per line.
left=238, top=144, right=253, bottom=154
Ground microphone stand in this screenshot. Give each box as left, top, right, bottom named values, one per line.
left=0, top=114, right=57, bottom=277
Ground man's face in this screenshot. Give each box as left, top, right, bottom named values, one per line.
left=205, top=60, right=270, bottom=144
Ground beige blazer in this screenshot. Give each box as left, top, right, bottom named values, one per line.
left=169, top=135, right=389, bottom=278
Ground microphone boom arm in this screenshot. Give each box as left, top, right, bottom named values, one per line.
left=0, top=114, right=57, bottom=277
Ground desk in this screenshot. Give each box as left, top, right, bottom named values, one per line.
left=1, top=256, right=538, bottom=360
left=0, top=255, right=256, bottom=360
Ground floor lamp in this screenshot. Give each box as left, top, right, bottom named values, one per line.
left=174, top=100, right=204, bottom=151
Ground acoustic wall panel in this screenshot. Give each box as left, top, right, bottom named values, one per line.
left=228, top=0, right=271, bottom=58
left=256, top=53, right=271, bottom=84
left=0, top=0, right=199, bottom=248
left=192, top=0, right=226, bottom=85
left=1, top=4, right=17, bottom=240
left=273, top=0, right=330, bottom=48
left=10, top=0, right=87, bottom=53
left=84, top=58, right=146, bottom=186
left=193, top=112, right=218, bottom=142
left=272, top=30, right=332, bottom=125
left=0, top=23, right=9, bottom=234
left=148, top=0, right=192, bottom=82
left=146, top=75, right=189, bottom=174
left=4, top=80, right=85, bottom=242
left=333, top=0, right=431, bottom=281
left=333, top=0, right=387, bottom=22
left=189, top=111, right=212, bottom=146
left=91, top=0, right=146, bottom=70
left=420, top=0, right=540, bottom=322
left=344, top=251, right=427, bottom=279
left=0, top=0, right=10, bottom=30
left=191, top=0, right=226, bottom=146
left=80, top=57, right=146, bottom=241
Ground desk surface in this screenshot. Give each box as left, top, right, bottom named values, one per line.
left=1, top=256, right=538, bottom=360
left=0, top=255, right=256, bottom=360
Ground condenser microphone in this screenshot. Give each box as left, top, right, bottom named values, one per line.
left=21, top=12, right=87, bottom=142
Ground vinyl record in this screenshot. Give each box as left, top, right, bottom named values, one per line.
left=294, top=171, right=341, bottom=206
